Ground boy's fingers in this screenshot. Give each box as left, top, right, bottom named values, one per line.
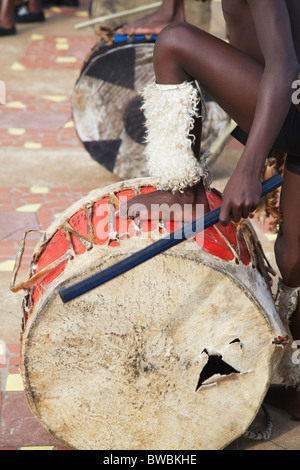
left=219, top=203, right=231, bottom=226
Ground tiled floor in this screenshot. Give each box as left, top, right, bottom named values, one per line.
left=0, top=0, right=300, bottom=451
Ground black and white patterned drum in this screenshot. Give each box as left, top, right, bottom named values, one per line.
left=72, top=34, right=231, bottom=180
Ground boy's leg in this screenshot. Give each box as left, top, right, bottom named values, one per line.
left=28, top=0, right=43, bottom=13
left=15, top=0, right=44, bottom=22
left=153, top=22, right=263, bottom=132
left=0, top=0, right=15, bottom=29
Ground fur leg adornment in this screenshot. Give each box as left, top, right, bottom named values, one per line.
left=141, top=81, right=212, bottom=193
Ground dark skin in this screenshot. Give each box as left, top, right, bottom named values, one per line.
left=120, top=0, right=300, bottom=417
left=0, top=0, right=43, bottom=29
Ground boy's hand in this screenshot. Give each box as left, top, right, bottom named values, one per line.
left=219, top=169, right=262, bottom=226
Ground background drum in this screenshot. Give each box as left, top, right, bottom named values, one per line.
left=72, top=0, right=232, bottom=180
left=11, top=178, right=287, bottom=450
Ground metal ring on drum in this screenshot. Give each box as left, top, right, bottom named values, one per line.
left=11, top=178, right=288, bottom=450
left=72, top=31, right=232, bottom=180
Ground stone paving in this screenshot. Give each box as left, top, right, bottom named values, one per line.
left=0, top=0, right=300, bottom=451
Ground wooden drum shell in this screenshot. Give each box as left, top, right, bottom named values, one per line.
left=18, top=178, right=287, bottom=450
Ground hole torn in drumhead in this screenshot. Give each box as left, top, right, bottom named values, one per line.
left=195, top=349, right=240, bottom=392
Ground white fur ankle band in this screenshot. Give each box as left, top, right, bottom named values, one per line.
left=141, top=81, right=212, bottom=193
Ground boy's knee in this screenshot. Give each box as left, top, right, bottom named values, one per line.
left=154, top=22, right=191, bottom=58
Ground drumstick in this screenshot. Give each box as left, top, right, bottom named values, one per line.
left=75, top=2, right=162, bottom=30
left=59, top=173, right=283, bottom=303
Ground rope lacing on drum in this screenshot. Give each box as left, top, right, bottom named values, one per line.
left=95, top=25, right=114, bottom=46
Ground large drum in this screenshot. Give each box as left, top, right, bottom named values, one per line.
left=72, top=33, right=232, bottom=180
left=11, top=178, right=287, bottom=450
left=88, top=0, right=213, bottom=37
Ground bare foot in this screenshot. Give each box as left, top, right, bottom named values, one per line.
left=116, top=14, right=169, bottom=36
left=119, top=183, right=210, bottom=223
left=116, top=2, right=185, bottom=36
left=265, top=384, right=300, bottom=420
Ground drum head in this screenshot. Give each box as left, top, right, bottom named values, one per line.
left=20, top=179, right=286, bottom=450
left=72, top=38, right=156, bottom=179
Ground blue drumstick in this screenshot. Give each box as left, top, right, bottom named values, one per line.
left=59, top=173, right=283, bottom=303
